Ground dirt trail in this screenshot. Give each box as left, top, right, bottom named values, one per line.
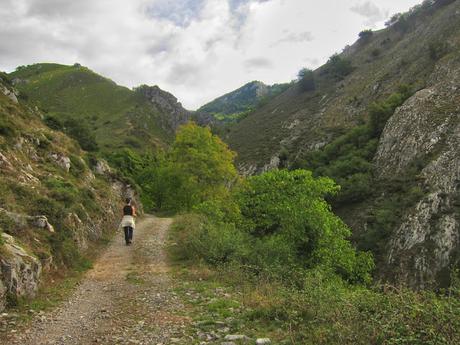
left=4, top=216, right=191, bottom=345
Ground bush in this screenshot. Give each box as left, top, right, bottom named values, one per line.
left=428, top=41, right=450, bottom=60
left=63, top=118, right=98, bottom=151
left=44, top=115, right=64, bottom=131
left=69, top=154, right=86, bottom=176
left=370, top=48, right=381, bottom=57
left=45, top=178, right=79, bottom=207
left=297, top=68, right=316, bottom=92
left=171, top=214, right=249, bottom=265
left=0, top=117, right=17, bottom=138
left=324, top=54, right=354, bottom=80
left=358, top=29, right=373, bottom=41
left=369, top=84, right=412, bottom=137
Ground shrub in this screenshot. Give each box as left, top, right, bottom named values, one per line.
left=45, top=177, right=79, bottom=207
left=370, top=48, right=381, bottom=57
left=63, top=118, right=98, bottom=151
left=297, top=68, right=316, bottom=92
left=428, top=41, right=450, bottom=60
left=235, top=170, right=374, bottom=283
left=44, top=115, right=64, bottom=131
left=324, top=54, right=354, bottom=79
left=0, top=117, right=17, bottom=137
left=358, top=29, right=373, bottom=41
left=171, top=214, right=249, bottom=265
left=368, top=84, right=412, bottom=137
left=69, top=154, right=86, bottom=176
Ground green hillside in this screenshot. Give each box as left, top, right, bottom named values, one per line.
left=0, top=72, right=130, bottom=310
left=9, top=63, right=174, bottom=152
left=226, top=0, right=459, bottom=169
left=198, top=80, right=291, bottom=122
left=225, top=0, right=460, bottom=288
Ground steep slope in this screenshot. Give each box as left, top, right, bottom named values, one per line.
left=226, top=0, right=460, bottom=288
left=375, top=56, right=460, bottom=288
left=227, top=0, right=458, bottom=173
left=198, top=81, right=291, bottom=122
left=9, top=64, right=200, bottom=152
left=0, top=73, right=134, bottom=310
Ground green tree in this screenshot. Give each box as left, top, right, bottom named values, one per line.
left=297, top=68, right=316, bottom=92
left=358, top=29, right=373, bottom=41
left=170, top=122, right=238, bottom=210
left=236, top=169, right=374, bottom=283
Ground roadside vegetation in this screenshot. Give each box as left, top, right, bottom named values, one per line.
left=110, top=121, right=460, bottom=344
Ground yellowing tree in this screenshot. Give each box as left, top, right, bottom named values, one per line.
left=171, top=122, right=237, bottom=209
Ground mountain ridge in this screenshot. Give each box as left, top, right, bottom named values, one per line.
left=198, top=80, right=292, bottom=122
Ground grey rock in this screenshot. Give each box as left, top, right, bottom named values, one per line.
left=94, top=159, right=112, bottom=175
left=256, top=339, right=271, bottom=345
left=375, top=56, right=460, bottom=288
left=0, top=233, right=42, bottom=312
left=224, top=334, right=250, bottom=341
left=0, top=84, right=18, bottom=103
left=49, top=153, right=71, bottom=172
left=135, top=85, right=214, bottom=132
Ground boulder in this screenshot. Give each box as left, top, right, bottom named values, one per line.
left=49, top=153, right=71, bottom=172
left=0, top=208, right=55, bottom=233
left=94, top=159, right=112, bottom=175
left=33, top=216, right=55, bottom=233
left=0, top=233, right=42, bottom=312
left=0, top=84, right=18, bottom=104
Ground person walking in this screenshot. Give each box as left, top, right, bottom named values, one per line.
left=120, top=198, right=136, bottom=245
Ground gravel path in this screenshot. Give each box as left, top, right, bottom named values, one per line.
left=3, top=216, right=192, bottom=345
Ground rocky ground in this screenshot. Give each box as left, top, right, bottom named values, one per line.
left=0, top=216, right=191, bottom=345
left=0, top=216, right=272, bottom=345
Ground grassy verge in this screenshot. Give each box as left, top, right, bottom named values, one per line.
left=0, top=232, right=114, bottom=336
left=168, top=218, right=460, bottom=345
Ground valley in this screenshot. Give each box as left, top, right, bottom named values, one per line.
left=0, top=0, right=459, bottom=343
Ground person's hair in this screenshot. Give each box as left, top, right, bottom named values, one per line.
left=125, top=198, right=132, bottom=204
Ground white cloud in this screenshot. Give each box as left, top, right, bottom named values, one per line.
left=0, top=0, right=422, bottom=109
left=350, top=1, right=388, bottom=27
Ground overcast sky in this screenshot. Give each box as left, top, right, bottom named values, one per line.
left=0, top=0, right=422, bottom=109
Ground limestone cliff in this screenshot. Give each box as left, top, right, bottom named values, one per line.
left=135, top=85, right=214, bottom=132
left=375, top=54, right=460, bottom=288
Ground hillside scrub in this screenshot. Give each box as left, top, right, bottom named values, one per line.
left=174, top=263, right=460, bottom=345
left=171, top=171, right=374, bottom=284
left=291, top=86, right=418, bottom=262
left=293, top=85, right=413, bottom=205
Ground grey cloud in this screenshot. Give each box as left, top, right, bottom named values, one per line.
left=145, top=0, right=205, bottom=27
left=244, top=57, right=273, bottom=70
left=166, top=62, right=203, bottom=85
left=350, top=1, right=388, bottom=26
left=25, top=0, right=91, bottom=19
left=272, top=31, right=314, bottom=46
left=147, top=37, right=176, bottom=55
left=229, top=0, right=272, bottom=11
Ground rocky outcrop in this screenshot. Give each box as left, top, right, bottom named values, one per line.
left=135, top=85, right=213, bottom=132
left=0, top=84, right=18, bottom=104
left=94, top=159, right=112, bottom=175
left=0, top=233, right=42, bottom=312
left=135, top=85, right=191, bottom=132
left=375, top=55, right=460, bottom=288
left=49, top=153, right=71, bottom=172
left=0, top=208, right=55, bottom=233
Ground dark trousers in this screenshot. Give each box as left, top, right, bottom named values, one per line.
left=123, top=226, right=133, bottom=244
